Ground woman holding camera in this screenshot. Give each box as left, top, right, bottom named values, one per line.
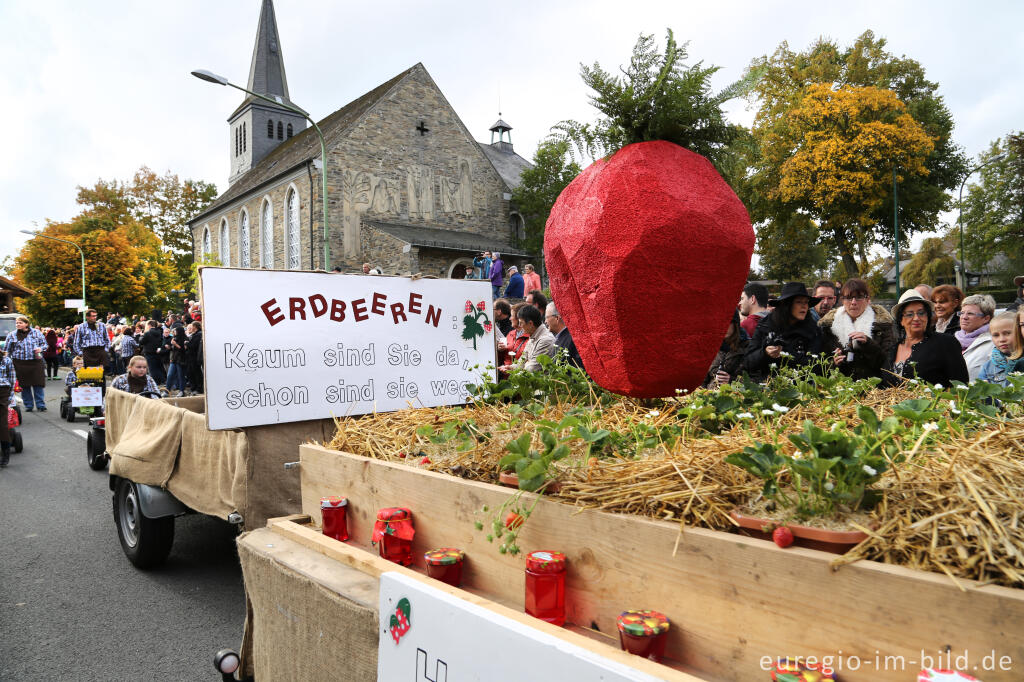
left=744, top=282, right=823, bottom=381
left=819, top=278, right=897, bottom=380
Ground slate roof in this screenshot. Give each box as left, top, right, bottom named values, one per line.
left=190, top=65, right=419, bottom=226
left=365, top=221, right=531, bottom=257
left=479, top=142, right=532, bottom=191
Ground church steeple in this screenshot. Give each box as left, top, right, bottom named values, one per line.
left=227, top=0, right=307, bottom=185
left=246, top=0, right=291, bottom=103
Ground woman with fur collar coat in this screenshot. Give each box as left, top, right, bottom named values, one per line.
left=819, top=278, right=897, bottom=381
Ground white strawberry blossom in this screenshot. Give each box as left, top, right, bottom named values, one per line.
left=736, top=412, right=754, bottom=420
left=862, top=465, right=877, bottom=476
left=824, top=481, right=834, bottom=491
left=923, top=422, right=939, bottom=431
left=772, top=403, right=790, bottom=413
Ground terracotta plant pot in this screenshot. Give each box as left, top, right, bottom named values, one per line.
left=729, top=510, right=869, bottom=555
left=497, top=471, right=561, bottom=493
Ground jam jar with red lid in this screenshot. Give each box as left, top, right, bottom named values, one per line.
left=616, top=610, right=670, bottom=662
left=372, top=507, right=415, bottom=565
left=320, top=496, right=349, bottom=542
left=524, top=550, right=567, bottom=625
left=423, top=548, right=465, bottom=587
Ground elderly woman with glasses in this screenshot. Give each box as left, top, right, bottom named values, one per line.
left=819, top=278, right=897, bottom=380
left=884, top=290, right=968, bottom=387
left=957, top=294, right=996, bottom=381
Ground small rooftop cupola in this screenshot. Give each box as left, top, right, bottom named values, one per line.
left=227, top=0, right=307, bottom=185
left=489, top=116, right=514, bottom=153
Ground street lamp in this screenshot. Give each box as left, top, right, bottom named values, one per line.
left=20, top=229, right=87, bottom=322
left=191, top=69, right=331, bottom=270
left=958, top=153, right=1007, bottom=292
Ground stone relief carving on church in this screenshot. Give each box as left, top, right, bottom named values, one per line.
left=404, top=164, right=434, bottom=220
left=439, top=157, right=473, bottom=215
left=340, top=170, right=403, bottom=258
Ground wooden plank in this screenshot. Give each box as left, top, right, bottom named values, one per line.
left=266, top=516, right=705, bottom=681
left=298, top=443, right=1024, bottom=682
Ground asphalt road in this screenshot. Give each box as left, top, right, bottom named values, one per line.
left=0, top=378, right=245, bottom=681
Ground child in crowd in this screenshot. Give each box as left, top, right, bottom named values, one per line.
left=977, top=312, right=1024, bottom=385
left=65, top=356, right=83, bottom=396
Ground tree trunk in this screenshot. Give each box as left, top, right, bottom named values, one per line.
left=828, top=222, right=860, bottom=280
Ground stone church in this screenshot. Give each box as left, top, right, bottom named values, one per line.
left=189, top=0, right=534, bottom=279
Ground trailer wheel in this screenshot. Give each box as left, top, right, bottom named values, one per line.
left=66, top=406, right=76, bottom=423
left=59, top=402, right=68, bottom=419
left=12, top=430, right=22, bottom=453
left=87, top=431, right=107, bottom=470
left=113, top=478, right=174, bottom=569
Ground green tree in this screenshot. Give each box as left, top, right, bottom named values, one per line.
left=550, top=30, right=756, bottom=169
left=960, top=133, right=1024, bottom=284
left=901, top=237, right=956, bottom=287
left=511, top=141, right=581, bottom=253
left=755, top=212, right=829, bottom=282
left=741, top=31, right=967, bottom=278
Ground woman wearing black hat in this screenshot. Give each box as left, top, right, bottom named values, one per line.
left=883, top=289, right=968, bottom=387
left=744, top=282, right=824, bottom=381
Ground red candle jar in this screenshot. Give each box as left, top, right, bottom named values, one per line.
left=524, top=550, right=567, bottom=626
left=320, top=496, right=349, bottom=541
left=423, top=548, right=465, bottom=587
left=372, top=507, right=415, bottom=566
left=617, top=610, right=670, bottom=662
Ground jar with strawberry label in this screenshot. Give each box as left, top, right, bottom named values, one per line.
left=524, top=550, right=566, bottom=626
left=616, top=610, right=670, bottom=662
left=373, top=507, right=415, bottom=565
left=423, top=548, right=464, bottom=587
left=320, top=496, right=349, bottom=542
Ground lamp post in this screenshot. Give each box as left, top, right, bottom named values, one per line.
left=958, top=153, right=1007, bottom=292
left=20, top=229, right=87, bottom=322
left=893, top=167, right=900, bottom=292
left=191, top=69, right=331, bottom=270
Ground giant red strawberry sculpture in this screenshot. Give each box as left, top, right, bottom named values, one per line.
left=544, top=140, right=754, bottom=397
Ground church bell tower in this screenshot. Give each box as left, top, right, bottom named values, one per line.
left=228, top=0, right=307, bottom=185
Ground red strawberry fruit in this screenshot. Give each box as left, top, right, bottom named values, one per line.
left=772, top=526, right=795, bottom=548
left=504, top=512, right=524, bottom=530
left=544, top=140, right=753, bottom=397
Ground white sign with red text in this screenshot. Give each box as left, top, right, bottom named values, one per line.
left=200, top=268, right=495, bottom=430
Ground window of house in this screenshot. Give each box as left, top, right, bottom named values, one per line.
left=239, top=210, right=251, bottom=268
left=261, top=199, right=274, bottom=268
left=219, top=219, right=230, bottom=265
left=287, top=190, right=300, bottom=269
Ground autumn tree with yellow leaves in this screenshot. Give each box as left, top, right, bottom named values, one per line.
left=767, top=83, right=935, bottom=277
left=737, top=31, right=967, bottom=279
left=13, top=167, right=216, bottom=326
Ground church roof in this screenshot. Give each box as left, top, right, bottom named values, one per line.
left=479, top=142, right=532, bottom=190
left=192, top=65, right=419, bottom=225
left=365, top=221, right=532, bottom=257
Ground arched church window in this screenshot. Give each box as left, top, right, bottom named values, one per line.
left=286, top=123, right=293, bottom=139
left=260, top=199, right=274, bottom=268
left=277, top=121, right=284, bottom=140
left=287, top=190, right=300, bottom=270
left=239, top=210, right=251, bottom=268
left=219, top=219, right=231, bottom=265
left=202, top=226, right=212, bottom=257
left=242, top=122, right=247, bottom=152
left=235, top=127, right=239, bottom=157
left=267, top=119, right=274, bottom=138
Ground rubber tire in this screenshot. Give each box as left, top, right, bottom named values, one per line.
left=59, top=402, right=68, bottom=419
left=87, top=430, right=107, bottom=470
left=14, top=405, right=22, bottom=424
left=12, top=430, right=22, bottom=453
left=66, top=406, right=76, bottom=423
left=113, top=478, right=174, bottom=569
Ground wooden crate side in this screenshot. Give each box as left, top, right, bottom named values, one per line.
left=298, top=444, right=1024, bottom=682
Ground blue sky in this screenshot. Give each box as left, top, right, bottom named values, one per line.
left=1, top=0, right=1021, bottom=267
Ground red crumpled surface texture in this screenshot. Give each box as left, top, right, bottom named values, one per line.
left=544, top=140, right=754, bottom=397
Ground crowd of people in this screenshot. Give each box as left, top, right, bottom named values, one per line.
left=713, top=275, right=1024, bottom=390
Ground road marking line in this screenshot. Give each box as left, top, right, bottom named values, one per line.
left=74, top=429, right=88, bottom=439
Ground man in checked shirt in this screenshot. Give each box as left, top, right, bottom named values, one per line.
left=72, top=309, right=111, bottom=375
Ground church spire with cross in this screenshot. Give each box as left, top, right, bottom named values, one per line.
left=227, top=0, right=307, bottom=185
